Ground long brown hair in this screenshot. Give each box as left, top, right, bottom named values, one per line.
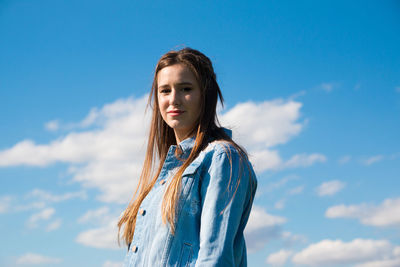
left=118, top=47, right=251, bottom=246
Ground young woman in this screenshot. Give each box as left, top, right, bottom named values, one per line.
left=118, top=48, right=257, bottom=266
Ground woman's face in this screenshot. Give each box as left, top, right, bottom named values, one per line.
left=157, top=64, right=202, bottom=143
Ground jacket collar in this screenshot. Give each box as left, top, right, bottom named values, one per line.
left=177, top=127, right=232, bottom=156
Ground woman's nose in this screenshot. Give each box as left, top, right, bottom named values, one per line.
left=169, top=89, right=180, bottom=106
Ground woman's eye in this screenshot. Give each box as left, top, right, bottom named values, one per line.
left=182, top=87, right=192, bottom=92
left=160, top=89, right=170, bottom=94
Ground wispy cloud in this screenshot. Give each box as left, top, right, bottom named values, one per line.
left=316, top=180, right=346, bottom=196
left=395, top=86, right=400, bottom=93
left=326, top=197, right=400, bottom=227
left=355, top=250, right=400, bottom=267
left=263, top=175, right=299, bottom=193
left=0, top=96, right=150, bottom=204
left=46, top=219, right=62, bottom=232
left=76, top=206, right=124, bottom=250
left=23, top=205, right=62, bottom=232
left=248, top=149, right=282, bottom=173
left=16, top=253, right=62, bottom=265
left=361, top=155, right=384, bottom=166
left=281, top=231, right=307, bottom=246
left=266, top=249, right=293, bottom=266
left=44, top=120, right=60, bottom=132
left=292, top=239, right=398, bottom=266
left=287, top=185, right=304, bottom=195
left=220, top=98, right=309, bottom=173
left=220, top=99, right=304, bottom=148
left=27, top=208, right=55, bottom=228
left=321, top=83, right=334, bottom=92
left=0, top=95, right=324, bottom=204
left=0, top=189, right=87, bottom=213
left=338, top=155, right=351, bottom=164
left=318, top=82, right=340, bottom=93
left=274, top=199, right=286, bottom=210
left=244, top=205, right=287, bottom=252
left=103, top=261, right=124, bottom=267
left=0, top=196, right=12, bottom=213
left=27, top=189, right=87, bottom=203
left=76, top=219, right=120, bottom=250
left=272, top=184, right=305, bottom=210
left=282, top=153, right=326, bottom=169
left=78, top=206, right=112, bottom=225
left=288, top=90, right=307, bottom=100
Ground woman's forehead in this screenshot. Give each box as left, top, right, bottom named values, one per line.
left=157, top=64, right=198, bottom=87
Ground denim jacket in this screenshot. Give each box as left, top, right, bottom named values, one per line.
left=123, top=129, right=257, bottom=267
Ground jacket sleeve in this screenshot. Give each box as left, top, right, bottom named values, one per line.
left=195, top=148, right=256, bottom=266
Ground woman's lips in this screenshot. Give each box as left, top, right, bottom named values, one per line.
left=167, top=110, right=184, bottom=117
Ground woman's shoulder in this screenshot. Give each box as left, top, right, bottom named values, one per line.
left=203, top=139, right=241, bottom=158
left=199, top=139, right=257, bottom=189
left=200, top=140, right=255, bottom=172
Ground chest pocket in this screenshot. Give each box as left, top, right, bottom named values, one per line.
left=178, top=242, right=193, bottom=267
left=181, top=162, right=200, bottom=178
left=181, top=161, right=202, bottom=192
left=176, top=162, right=201, bottom=215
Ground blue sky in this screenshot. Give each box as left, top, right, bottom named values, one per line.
left=1, top=1, right=400, bottom=266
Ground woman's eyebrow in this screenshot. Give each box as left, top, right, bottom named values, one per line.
left=158, top=82, right=193, bottom=89
left=176, top=82, right=193, bottom=86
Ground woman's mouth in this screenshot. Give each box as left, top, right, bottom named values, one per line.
left=167, top=110, right=184, bottom=117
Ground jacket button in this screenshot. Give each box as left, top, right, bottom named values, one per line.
left=159, top=179, right=166, bottom=185
left=132, top=245, right=138, bottom=252
left=139, top=209, right=146, bottom=215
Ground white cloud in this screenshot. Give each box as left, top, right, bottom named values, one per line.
left=78, top=206, right=112, bottom=224
left=338, top=155, right=351, bottom=164
left=245, top=206, right=287, bottom=231
left=0, top=96, right=149, bottom=204
left=266, top=249, right=293, bottom=266
left=0, top=196, right=12, bottom=213
left=325, top=197, right=400, bottom=227
left=76, top=206, right=124, bottom=250
left=316, top=180, right=345, bottom=196
left=46, top=219, right=62, bottom=232
left=27, top=189, right=87, bottom=202
left=2, top=189, right=84, bottom=214
left=282, top=153, right=326, bottom=169
left=269, top=182, right=304, bottom=210
left=76, top=219, right=120, bottom=250
left=244, top=205, right=287, bottom=252
left=281, top=231, right=307, bottom=246
left=103, top=261, right=124, bottom=267
left=16, top=253, right=62, bottom=265
left=274, top=199, right=286, bottom=210
left=0, top=96, right=323, bottom=204
left=27, top=208, right=55, bottom=228
left=251, top=152, right=326, bottom=173
left=15, top=201, right=47, bottom=212
left=220, top=99, right=303, bottom=149
left=44, top=120, right=59, bottom=132
left=361, top=155, right=384, bottom=166
left=248, top=149, right=282, bottom=173
left=321, top=83, right=333, bottom=92
left=288, top=185, right=304, bottom=195
left=355, top=255, right=400, bottom=267
left=263, top=175, right=299, bottom=193
left=288, top=90, right=307, bottom=100
left=292, top=239, right=398, bottom=266
left=389, top=152, right=400, bottom=160
left=220, top=99, right=325, bottom=172
left=318, top=82, right=340, bottom=93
